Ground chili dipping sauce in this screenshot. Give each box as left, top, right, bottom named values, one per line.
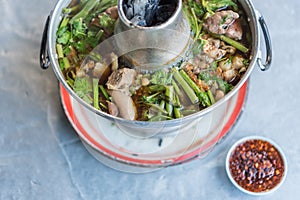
left=229, top=139, right=285, bottom=193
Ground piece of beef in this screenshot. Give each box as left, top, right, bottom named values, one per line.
left=106, top=68, right=137, bottom=95
left=225, top=19, right=243, bottom=40
left=203, top=10, right=243, bottom=40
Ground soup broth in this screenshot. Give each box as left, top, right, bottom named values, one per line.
left=56, top=0, right=252, bottom=121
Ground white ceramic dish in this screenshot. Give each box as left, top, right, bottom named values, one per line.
left=225, top=136, right=288, bottom=195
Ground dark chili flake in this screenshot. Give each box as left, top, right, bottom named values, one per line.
left=229, top=139, right=285, bottom=193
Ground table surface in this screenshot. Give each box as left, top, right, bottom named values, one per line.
left=1, top=0, right=299, bottom=199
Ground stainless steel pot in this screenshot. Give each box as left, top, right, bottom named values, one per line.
left=39, top=0, right=272, bottom=168
left=114, top=0, right=191, bottom=71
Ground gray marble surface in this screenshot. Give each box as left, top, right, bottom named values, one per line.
left=0, top=0, right=299, bottom=199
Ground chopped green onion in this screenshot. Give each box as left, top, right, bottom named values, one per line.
left=89, top=52, right=102, bottom=62
left=165, top=86, right=174, bottom=117
left=181, top=109, right=197, bottom=116
left=148, top=85, right=166, bottom=93
left=93, top=79, right=100, bottom=110
left=207, top=90, right=215, bottom=105
left=172, top=80, right=182, bottom=97
left=157, top=100, right=166, bottom=116
left=179, top=70, right=202, bottom=95
left=100, top=102, right=107, bottom=109
left=146, top=103, right=168, bottom=115
left=63, top=57, right=70, bottom=69
left=69, top=0, right=98, bottom=24
left=99, top=85, right=111, bottom=101
left=179, top=69, right=212, bottom=107
left=56, top=44, right=64, bottom=58
left=174, top=107, right=182, bottom=119
left=59, top=17, right=69, bottom=28
left=211, top=33, right=249, bottom=53
left=173, top=69, right=199, bottom=104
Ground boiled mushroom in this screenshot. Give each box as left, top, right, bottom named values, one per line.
left=109, top=90, right=137, bottom=120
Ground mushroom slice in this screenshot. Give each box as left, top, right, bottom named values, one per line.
left=215, top=90, right=225, bottom=101
left=109, top=90, right=137, bottom=120
left=223, top=69, right=238, bottom=82
left=105, top=6, right=119, bottom=20
left=232, top=55, right=246, bottom=70
left=219, top=59, right=232, bottom=71
left=107, top=101, right=119, bottom=117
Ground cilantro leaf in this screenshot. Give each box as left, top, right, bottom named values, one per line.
left=202, top=0, right=238, bottom=12
left=188, top=0, right=205, bottom=17
left=72, top=18, right=87, bottom=39
left=99, top=13, right=116, bottom=35
left=198, top=71, right=211, bottom=82
left=73, top=77, right=93, bottom=104
left=199, top=72, right=233, bottom=93
left=57, top=26, right=71, bottom=45
left=192, top=38, right=207, bottom=55
left=151, top=70, right=173, bottom=85
left=216, top=78, right=233, bottom=93
left=73, top=41, right=86, bottom=54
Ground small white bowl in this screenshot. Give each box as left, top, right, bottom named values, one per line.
left=225, top=136, right=288, bottom=195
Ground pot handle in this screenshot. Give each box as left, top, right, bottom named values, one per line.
left=40, top=15, right=51, bottom=70
left=257, top=12, right=272, bottom=71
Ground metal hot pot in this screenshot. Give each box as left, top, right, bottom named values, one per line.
left=40, top=0, right=272, bottom=172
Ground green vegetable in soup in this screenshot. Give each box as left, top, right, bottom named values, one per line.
left=183, top=0, right=205, bottom=39
left=165, top=86, right=174, bottom=117
left=99, top=85, right=111, bottom=101
left=217, top=78, right=233, bottom=93
left=72, top=18, right=87, bottom=39
left=199, top=72, right=233, bottom=93
left=99, top=13, right=114, bottom=28
left=147, top=103, right=168, bottom=115
left=143, top=92, right=160, bottom=104
left=56, top=0, right=251, bottom=121
left=93, top=79, right=100, bottom=110
left=69, top=0, right=98, bottom=24
left=173, top=68, right=199, bottom=104
left=210, top=33, right=249, bottom=53
left=202, top=0, right=238, bottom=12
left=179, top=69, right=211, bottom=107
left=191, top=37, right=207, bottom=55
left=73, top=77, right=93, bottom=104
left=150, top=70, right=173, bottom=85
left=57, top=26, right=71, bottom=45
left=56, top=0, right=118, bottom=66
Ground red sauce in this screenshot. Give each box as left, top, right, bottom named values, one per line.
left=229, top=139, right=285, bottom=193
